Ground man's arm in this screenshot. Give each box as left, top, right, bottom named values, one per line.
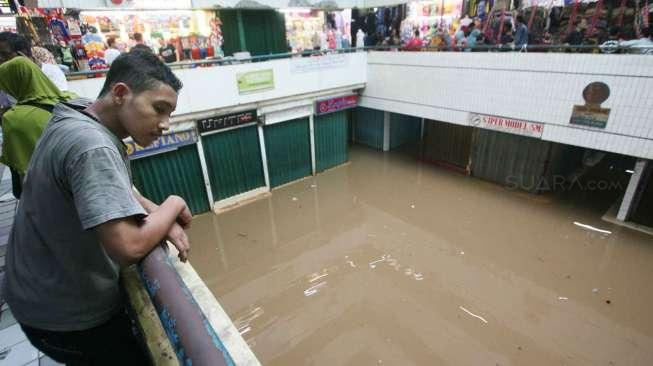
left=133, top=188, right=191, bottom=263
left=96, top=195, right=189, bottom=266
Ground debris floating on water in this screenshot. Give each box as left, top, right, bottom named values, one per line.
left=573, top=221, right=612, bottom=235
left=459, top=306, right=488, bottom=324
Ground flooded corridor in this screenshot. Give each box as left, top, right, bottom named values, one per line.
left=187, top=146, right=653, bottom=366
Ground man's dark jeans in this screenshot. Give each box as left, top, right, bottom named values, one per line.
left=20, top=309, right=150, bottom=366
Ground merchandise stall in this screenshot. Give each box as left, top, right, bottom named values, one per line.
left=402, top=0, right=464, bottom=41
left=283, top=8, right=325, bottom=52
left=326, top=9, right=352, bottom=48
left=283, top=9, right=352, bottom=52
left=519, top=0, right=651, bottom=45
left=12, top=8, right=83, bottom=70
left=79, top=9, right=221, bottom=62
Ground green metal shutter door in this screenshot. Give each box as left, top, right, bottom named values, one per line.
left=353, top=107, right=384, bottom=150
left=315, top=111, right=348, bottom=172
left=131, top=145, right=209, bottom=215
left=202, top=126, right=266, bottom=201
left=470, top=129, right=551, bottom=193
left=217, top=10, right=241, bottom=56
left=423, top=120, right=473, bottom=168
left=389, top=113, right=421, bottom=149
left=264, top=118, right=311, bottom=188
left=242, top=10, right=287, bottom=57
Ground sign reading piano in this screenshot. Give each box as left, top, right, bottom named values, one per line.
left=126, top=130, right=198, bottom=159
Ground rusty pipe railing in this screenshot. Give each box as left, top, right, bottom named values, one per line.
left=139, top=245, right=234, bottom=366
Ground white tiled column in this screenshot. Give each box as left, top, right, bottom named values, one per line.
left=617, top=159, right=649, bottom=221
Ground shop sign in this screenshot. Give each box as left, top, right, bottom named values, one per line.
left=315, top=95, right=358, bottom=116
left=197, top=110, right=258, bottom=134
left=468, top=113, right=544, bottom=138
left=237, top=69, right=274, bottom=94
left=569, top=82, right=611, bottom=129
left=126, top=130, right=197, bottom=159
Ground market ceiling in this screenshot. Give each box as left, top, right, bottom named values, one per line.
left=35, top=0, right=411, bottom=10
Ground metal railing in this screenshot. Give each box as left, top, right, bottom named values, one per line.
left=65, top=43, right=652, bottom=79
left=134, top=245, right=234, bottom=366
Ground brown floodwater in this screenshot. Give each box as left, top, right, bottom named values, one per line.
left=187, top=146, right=653, bottom=366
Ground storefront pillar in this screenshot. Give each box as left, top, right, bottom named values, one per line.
left=383, top=112, right=390, bottom=152
left=617, top=159, right=649, bottom=221
left=420, top=117, right=425, bottom=158
left=258, top=124, right=271, bottom=188
left=309, top=113, right=317, bottom=175
left=195, top=138, right=215, bottom=211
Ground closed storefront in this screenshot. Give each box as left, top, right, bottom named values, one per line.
left=129, top=130, right=210, bottom=215
left=352, top=107, right=384, bottom=150
left=389, top=113, right=421, bottom=150
left=422, top=120, right=473, bottom=173
left=314, top=95, right=357, bottom=172
left=315, top=111, right=349, bottom=172
left=198, top=110, right=266, bottom=202
left=264, top=117, right=312, bottom=188
left=470, top=129, right=551, bottom=193
left=470, top=128, right=586, bottom=194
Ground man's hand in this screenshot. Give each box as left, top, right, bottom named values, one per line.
left=166, top=222, right=190, bottom=262
left=176, top=204, right=192, bottom=230
left=133, top=188, right=193, bottom=263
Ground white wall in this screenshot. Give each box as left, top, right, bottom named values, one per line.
left=68, top=52, right=367, bottom=119
left=361, top=52, right=653, bottom=159
left=69, top=51, right=653, bottom=159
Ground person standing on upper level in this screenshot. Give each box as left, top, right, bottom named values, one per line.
left=131, top=32, right=152, bottom=53
left=404, top=29, right=423, bottom=51
left=514, top=15, right=529, bottom=50
left=105, top=37, right=122, bottom=65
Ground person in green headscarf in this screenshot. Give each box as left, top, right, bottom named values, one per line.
left=0, top=56, right=76, bottom=197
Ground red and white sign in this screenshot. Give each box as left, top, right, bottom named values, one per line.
left=468, top=113, right=544, bottom=138
left=315, top=95, right=358, bottom=116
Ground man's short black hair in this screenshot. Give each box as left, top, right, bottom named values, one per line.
left=0, top=31, right=32, bottom=58
left=516, top=15, right=525, bottom=24
left=98, top=50, right=182, bottom=97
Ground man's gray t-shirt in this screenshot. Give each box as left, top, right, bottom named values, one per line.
left=2, top=102, right=146, bottom=331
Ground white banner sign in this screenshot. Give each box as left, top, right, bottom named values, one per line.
left=468, top=113, right=544, bottom=138
left=290, top=54, right=349, bottom=74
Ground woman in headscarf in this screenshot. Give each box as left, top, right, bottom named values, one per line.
left=31, top=44, right=69, bottom=91
left=0, top=56, right=76, bottom=198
